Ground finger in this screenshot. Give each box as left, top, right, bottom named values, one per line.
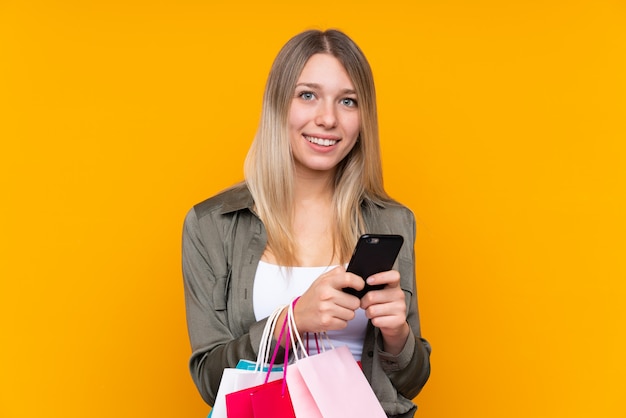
left=344, top=272, right=366, bottom=291
left=369, top=314, right=407, bottom=331
left=320, top=266, right=362, bottom=290
left=294, top=297, right=352, bottom=333
left=363, top=299, right=406, bottom=324
left=310, top=304, right=357, bottom=332
left=360, top=285, right=405, bottom=310
left=312, top=267, right=355, bottom=298
left=327, top=271, right=365, bottom=300
left=365, top=270, right=400, bottom=288
left=336, top=290, right=361, bottom=311
left=333, top=304, right=358, bottom=322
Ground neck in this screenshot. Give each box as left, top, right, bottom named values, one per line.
left=293, top=167, right=335, bottom=204
left=291, top=171, right=338, bottom=267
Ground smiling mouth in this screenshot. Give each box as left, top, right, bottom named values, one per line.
left=304, top=135, right=339, bottom=147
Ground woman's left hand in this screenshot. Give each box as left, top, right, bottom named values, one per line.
left=360, top=270, right=410, bottom=355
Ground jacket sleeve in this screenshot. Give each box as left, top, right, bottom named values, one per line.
left=182, top=207, right=271, bottom=405
left=375, top=297, right=432, bottom=399
left=366, top=206, right=431, bottom=416
left=383, top=209, right=431, bottom=399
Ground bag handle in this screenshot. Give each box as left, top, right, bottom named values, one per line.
left=305, top=330, right=334, bottom=355
left=264, top=305, right=290, bottom=383
left=255, top=305, right=286, bottom=372
left=287, top=297, right=326, bottom=361
left=262, top=297, right=300, bottom=396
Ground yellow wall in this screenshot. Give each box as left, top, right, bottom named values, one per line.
left=1, top=1, right=625, bottom=417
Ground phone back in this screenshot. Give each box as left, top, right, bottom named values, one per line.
left=344, top=234, right=404, bottom=298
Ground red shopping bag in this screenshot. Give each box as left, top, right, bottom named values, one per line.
left=211, top=306, right=286, bottom=418
left=225, top=378, right=295, bottom=418
left=225, top=299, right=297, bottom=418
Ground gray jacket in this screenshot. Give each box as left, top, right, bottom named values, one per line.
left=182, top=184, right=431, bottom=417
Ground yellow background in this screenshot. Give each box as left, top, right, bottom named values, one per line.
left=1, top=0, right=625, bottom=417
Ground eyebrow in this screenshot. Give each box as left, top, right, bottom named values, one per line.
left=295, top=82, right=357, bottom=95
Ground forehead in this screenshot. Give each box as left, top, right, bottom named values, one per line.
left=296, top=53, right=354, bottom=88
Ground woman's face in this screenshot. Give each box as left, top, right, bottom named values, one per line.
left=288, top=53, right=360, bottom=178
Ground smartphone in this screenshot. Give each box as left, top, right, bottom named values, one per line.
left=343, top=234, right=404, bottom=298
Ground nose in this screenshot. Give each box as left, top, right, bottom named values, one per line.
left=314, top=101, right=338, bottom=128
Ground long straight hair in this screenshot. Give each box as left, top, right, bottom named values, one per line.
left=244, top=29, right=391, bottom=266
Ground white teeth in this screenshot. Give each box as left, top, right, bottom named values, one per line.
left=304, top=135, right=338, bottom=147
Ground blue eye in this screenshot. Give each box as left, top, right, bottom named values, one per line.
left=341, top=98, right=357, bottom=107
left=299, top=92, right=315, bottom=100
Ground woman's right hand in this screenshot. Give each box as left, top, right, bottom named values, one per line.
left=292, top=265, right=364, bottom=333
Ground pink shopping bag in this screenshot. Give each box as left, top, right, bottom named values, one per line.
left=284, top=302, right=385, bottom=418
left=290, top=345, right=386, bottom=418
left=285, top=361, right=323, bottom=418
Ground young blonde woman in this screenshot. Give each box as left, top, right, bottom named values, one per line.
left=182, top=29, right=431, bottom=417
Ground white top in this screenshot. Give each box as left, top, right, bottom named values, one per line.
left=253, top=260, right=368, bottom=361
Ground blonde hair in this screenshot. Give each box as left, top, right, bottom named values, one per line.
left=244, top=29, right=391, bottom=266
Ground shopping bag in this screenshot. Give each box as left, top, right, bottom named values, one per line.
left=285, top=360, right=322, bottom=418
left=209, top=306, right=286, bottom=418
left=295, top=345, right=386, bottom=418
left=225, top=377, right=295, bottom=418
left=249, top=378, right=295, bottom=417
left=225, top=300, right=296, bottom=418
left=210, top=361, right=284, bottom=418
left=284, top=302, right=386, bottom=418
